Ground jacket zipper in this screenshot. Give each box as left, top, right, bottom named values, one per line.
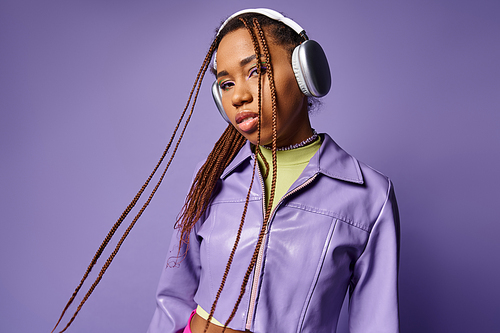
left=245, top=171, right=318, bottom=330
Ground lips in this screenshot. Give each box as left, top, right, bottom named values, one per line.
left=235, top=110, right=259, bottom=133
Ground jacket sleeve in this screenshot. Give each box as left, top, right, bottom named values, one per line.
left=349, top=180, right=400, bottom=333
left=147, top=224, right=201, bottom=333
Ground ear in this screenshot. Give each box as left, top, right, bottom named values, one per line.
left=291, top=40, right=331, bottom=97
left=211, top=81, right=231, bottom=123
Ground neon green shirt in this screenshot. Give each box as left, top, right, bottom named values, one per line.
left=257, top=137, right=322, bottom=212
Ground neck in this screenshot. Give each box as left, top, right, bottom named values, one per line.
left=262, top=129, right=318, bottom=151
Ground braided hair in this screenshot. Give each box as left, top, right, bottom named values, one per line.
left=50, top=11, right=306, bottom=333
left=173, top=13, right=307, bottom=333
left=176, top=11, right=306, bottom=269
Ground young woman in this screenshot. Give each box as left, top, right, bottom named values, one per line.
left=147, top=8, right=400, bottom=333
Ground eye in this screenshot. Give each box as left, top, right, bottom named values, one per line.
left=248, top=62, right=268, bottom=79
left=218, top=79, right=234, bottom=91
left=248, top=67, right=259, bottom=78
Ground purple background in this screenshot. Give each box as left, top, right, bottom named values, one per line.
left=1, top=0, right=499, bottom=332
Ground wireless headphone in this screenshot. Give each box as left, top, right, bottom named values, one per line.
left=212, top=8, right=331, bottom=123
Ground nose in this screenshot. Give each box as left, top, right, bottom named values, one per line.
left=231, top=81, right=253, bottom=107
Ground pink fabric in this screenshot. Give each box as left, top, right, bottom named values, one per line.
left=183, top=310, right=196, bottom=333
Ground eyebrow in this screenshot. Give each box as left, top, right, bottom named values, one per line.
left=216, top=54, right=259, bottom=79
left=240, top=54, right=257, bottom=67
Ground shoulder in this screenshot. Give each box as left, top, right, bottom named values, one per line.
left=318, top=133, right=391, bottom=190
left=313, top=133, right=395, bottom=230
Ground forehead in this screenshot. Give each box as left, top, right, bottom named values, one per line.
left=216, top=28, right=257, bottom=66
left=216, top=27, right=290, bottom=71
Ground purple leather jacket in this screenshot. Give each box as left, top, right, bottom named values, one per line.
left=148, top=133, right=400, bottom=333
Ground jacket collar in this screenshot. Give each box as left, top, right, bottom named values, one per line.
left=221, top=133, right=364, bottom=185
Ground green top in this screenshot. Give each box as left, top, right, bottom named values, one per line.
left=256, top=137, right=322, bottom=211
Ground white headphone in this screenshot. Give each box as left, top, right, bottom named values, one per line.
left=212, top=8, right=331, bottom=123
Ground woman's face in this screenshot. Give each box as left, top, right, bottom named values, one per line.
left=216, top=27, right=312, bottom=147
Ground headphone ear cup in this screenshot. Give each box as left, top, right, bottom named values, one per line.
left=211, top=81, right=231, bottom=123
left=291, top=40, right=331, bottom=97
left=292, top=47, right=310, bottom=97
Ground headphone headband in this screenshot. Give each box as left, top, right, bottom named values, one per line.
left=217, top=8, right=306, bottom=38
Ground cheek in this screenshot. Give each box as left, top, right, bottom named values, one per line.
left=276, top=74, right=302, bottom=108
left=274, top=63, right=300, bottom=94
left=221, top=93, right=231, bottom=109
left=220, top=92, right=234, bottom=113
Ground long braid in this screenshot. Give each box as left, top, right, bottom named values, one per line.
left=255, top=17, right=279, bottom=221
left=178, top=13, right=300, bottom=332
left=201, top=17, right=264, bottom=333
left=202, top=151, right=259, bottom=333
left=220, top=18, right=280, bottom=331
left=51, top=36, right=219, bottom=333
left=52, top=11, right=306, bottom=333
left=175, top=125, right=246, bottom=259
